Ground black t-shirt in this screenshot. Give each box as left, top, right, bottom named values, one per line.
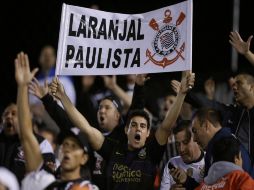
left=0, top=133, right=55, bottom=183
left=98, top=136, right=165, bottom=190
left=91, top=124, right=127, bottom=190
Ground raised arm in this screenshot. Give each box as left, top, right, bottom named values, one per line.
left=102, top=75, right=132, bottom=108
left=229, top=31, right=254, bottom=66
left=15, top=52, right=42, bottom=172
left=29, top=78, right=74, bottom=133
left=155, top=71, right=195, bottom=145
left=171, top=79, right=228, bottom=114
left=50, top=77, right=104, bottom=151
left=129, top=74, right=149, bottom=111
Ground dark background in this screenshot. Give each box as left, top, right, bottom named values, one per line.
left=0, top=0, right=253, bottom=114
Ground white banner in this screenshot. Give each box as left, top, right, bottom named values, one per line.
left=56, top=0, right=193, bottom=75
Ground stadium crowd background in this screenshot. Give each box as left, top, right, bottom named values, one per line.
left=0, top=0, right=253, bottom=114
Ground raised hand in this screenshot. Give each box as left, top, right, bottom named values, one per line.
left=204, top=78, right=215, bottom=100
left=102, top=75, right=117, bottom=90
left=49, top=76, right=65, bottom=100
left=171, top=80, right=181, bottom=94
left=229, top=31, right=253, bottom=55
left=29, top=78, right=49, bottom=99
left=180, top=71, right=195, bottom=94
left=135, top=74, right=150, bottom=86
left=14, top=52, right=38, bottom=86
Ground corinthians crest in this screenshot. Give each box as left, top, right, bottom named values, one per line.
left=145, top=10, right=186, bottom=68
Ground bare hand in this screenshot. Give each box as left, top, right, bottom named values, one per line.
left=180, top=71, right=195, bottom=94
left=170, top=167, right=187, bottom=184
left=204, top=78, right=215, bottom=100
left=14, top=52, right=38, bottom=86
left=29, top=78, right=49, bottom=99
left=171, top=80, right=181, bottom=94
left=135, top=74, right=150, bottom=86
left=229, top=31, right=253, bottom=55
left=102, top=75, right=117, bottom=90
left=49, top=77, right=65, bottom=100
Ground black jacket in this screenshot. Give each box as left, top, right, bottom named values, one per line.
left=185, top=91, right=254, bottom=163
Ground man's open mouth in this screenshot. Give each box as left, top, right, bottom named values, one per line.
left=134, top=134, right=141, bottom=141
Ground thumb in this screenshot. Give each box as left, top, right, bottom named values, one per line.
left=44, top=79, right=48, bottom=88
left=182, top=70, right=191, bottom=80
left=31, top=68, right=39, bottom=78
left=53, top=76, right=58, bottom=84
left=247, top=35, right=253, bottom=45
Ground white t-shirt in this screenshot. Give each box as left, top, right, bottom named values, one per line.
left=160, top=155, right=205, bottom=190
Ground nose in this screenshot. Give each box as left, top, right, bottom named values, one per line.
left=179, top=143, right=184, bottom=153
left=232, top=83, right=237, bottom=91
left=98, top=107, right=105, bottom=114
left=4, top=112, right=12, bottom=120
left=193, top=134, right=198, bottom=142
left=137, top=124, right=144, bottom=131
left=62, top=146, right=71, bottom=153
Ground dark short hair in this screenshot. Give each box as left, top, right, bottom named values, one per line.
left=58, top=128, right=90, bottom=154
left=236, top=73, right=254, bottom=84
left=192, top=108, right=222, bottom=128
left=173, top=120, right=192, bottom=142
left=126, top=109, right=151, bottom=129
left=100, top=95, right=123, bottom=114
left=212, top=136, right=240, bottom=163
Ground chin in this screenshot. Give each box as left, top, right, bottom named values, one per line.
left=129, top=144, right=141, bottom=150
left=183, top=158, right=191, bottom=163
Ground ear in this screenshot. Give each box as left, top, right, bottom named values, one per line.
left=234, top=152, right=242, bottom=167
left=81, top=153, right=88, bottom=166
left=115, top=111, right=120, bottom=120
left=146, top=129, right=150, bottom=137
left=250, top=84, right=254, bottom=92
left=205, top=120, right=211, bottom=131
left=124, top=125, right=129, bottom=135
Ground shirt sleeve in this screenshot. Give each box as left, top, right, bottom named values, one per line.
left=148, top=136, right=166, bottom=165
left=97, top=137, right=116, bottom=161
left=160, top=161, right=175, bottom=190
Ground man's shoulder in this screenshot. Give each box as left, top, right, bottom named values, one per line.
left=22, top=169, right=56, bottom=190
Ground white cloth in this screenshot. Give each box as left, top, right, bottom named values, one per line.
left=21, top=169, right=55, bottom=190
left=160, top=155, right=205, bottom=190
left=0, top=167, right=20, bottom=190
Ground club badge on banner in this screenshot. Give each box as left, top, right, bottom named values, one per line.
left=56, top=0, right=193, bottom=76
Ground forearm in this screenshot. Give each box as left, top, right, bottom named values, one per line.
left=17, top=85, right=43, bottom=172
left=130, top=84, right=146, bottom=110
left=41, top=93, right=73, bottom=132
left=244, top=51, right=254, bottom=66
left=156, top=92, right=186, bottom=145
left=111, top=85, right=132, bottom=108
left=60, top=92, right=105, bottom=150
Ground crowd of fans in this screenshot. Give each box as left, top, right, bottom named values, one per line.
left=1, top=3, right=254, bottom=188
